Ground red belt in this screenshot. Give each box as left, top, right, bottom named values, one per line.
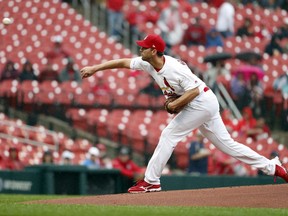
left=204, top=87, right=210, bottom=92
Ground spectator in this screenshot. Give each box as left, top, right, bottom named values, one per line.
left=59, top=58, right=81, bottom=83
left=230, top=72, right=250, bottom=111
left=277, top=17, right=288, bottom=39
left=254, top=22, right=271, bottom=40
left=19, top=60, right=37, bottom=82
left=91, top=77, right=111, bottom=96
left=0, top=60, right=19, bottom=81
left=187, top=132, right=211, bottom=175
left=264, top=34, right=284, bottom=56
left=182, top=17, right=206, bottom=47
left=60, top=150, right=74, bottom=165
left=106, top=0, right=125, bottom=42
left=221, top=108, right=238, bottom=132
left=236, top=17, right=254, bottom=38
left=210, top=149, right=234, bottom=175
left=42, top=150, right=54, bottom=164
left=215, top=0, right=235, bottom=38
left=82, top=147, right=101, bottom=169
left=212, top=149, right=249, bottom=176
left=96, top=143, right=113, bottom=169
left=45, top=35, right=70, bottom=63
left=205, top=28, right=224, bottom=48
left=247, top=72, right=264, bottom=117
left=273, top=71, right=288, bottom=97
left=38, top=62, right=59, bottom=82
left=112, top=146, right=145, bottom=184
left=125, top=3, right=147, bottom=42
left=157, top=0, right=184, bottom=52
left=259, top=0, right=284, bottom=9
left=204, top=59, right=229, bottom=91
left=3, top=147, right=25, bottom=170
left=236, top=106, right=258, bottom=137
left=245, top=117, right=271, bottom=141
left=273, top=71, right=288, bottom=130
left=144, top=2, right=160, bottom=24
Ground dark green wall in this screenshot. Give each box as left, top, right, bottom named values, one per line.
left=0, top=166, right=284, bottom=195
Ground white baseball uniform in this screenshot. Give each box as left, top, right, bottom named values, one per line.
left=130, top=55, right=276, bottom=185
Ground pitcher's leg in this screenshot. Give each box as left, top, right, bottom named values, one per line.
left=144, top=131, right=175, bottom=185
left=199, top=113, right=275, bottom=175
left=144, top=108, right=211, bottom=184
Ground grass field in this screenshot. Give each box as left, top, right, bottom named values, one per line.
left=0, top=194, right=288, bottom=216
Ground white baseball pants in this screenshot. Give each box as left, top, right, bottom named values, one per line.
left=145, top=89, right=276, bottom=185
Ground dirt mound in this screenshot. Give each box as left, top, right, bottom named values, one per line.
left=32, top=184, right=288, bottom=208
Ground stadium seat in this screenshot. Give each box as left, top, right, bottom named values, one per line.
left=66, top=108, right=88, bottom=131
left=86, top=108, right=110, bottom=137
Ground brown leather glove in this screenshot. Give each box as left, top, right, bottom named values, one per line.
left=164, top=96, right=180, bottom=114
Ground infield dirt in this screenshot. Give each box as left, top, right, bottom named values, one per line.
left=30, top=184, right=287, bottom=208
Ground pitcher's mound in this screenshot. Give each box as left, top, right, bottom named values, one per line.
left=33, top=184, right=288, bottom=208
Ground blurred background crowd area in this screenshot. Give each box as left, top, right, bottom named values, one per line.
left=0, top=0, right=288, bottom=179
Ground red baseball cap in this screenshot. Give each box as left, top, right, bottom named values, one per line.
left=136, top=34, right=166, bottom=53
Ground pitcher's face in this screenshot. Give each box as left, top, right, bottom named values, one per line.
left=139, top=47, right=154, bottom=62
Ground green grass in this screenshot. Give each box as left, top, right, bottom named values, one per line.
left=0, top=194, right=287, bottom=216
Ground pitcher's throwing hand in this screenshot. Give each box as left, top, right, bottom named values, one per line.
left=80, top=66, right=96, bottom=79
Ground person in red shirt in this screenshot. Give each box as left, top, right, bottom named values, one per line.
left=112, top=146, right=145, bottom=190
left=211, top=149, right=249, bottom=176
left=125, top=4, right=147, bottom=42
left=246, top=117, right=271, bottom=141
left=106, top=0, right=125, bottom=41
left=91, top=77, right=111, bottom=96
left=144, top=3, right=160, bottom=24
left=45, top=35, right=70, bottom=64
left=38, top=62, right=59, bottom=83
left=254, top=22, right=271, bottom=40
left=236, top=106, right=257, bottom=136
left=3, top=147, right=25, bottom=170
left=0, top=155, right=5, bottom=170
left=182, top=17, right=206, bottom=47
left=221, top=108, right=238, bottom=132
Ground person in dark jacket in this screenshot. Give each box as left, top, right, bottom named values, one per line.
left=59, top=58, right=81, bottom=83
left=0, top=60, right=19, bottom=81
left=188, top=132, right=210, bottom=174
left=19, top=60, right=37, bottom=82
left=236, top=17, right=254, bottom=37
left=264, top=34, right=284, bottom=56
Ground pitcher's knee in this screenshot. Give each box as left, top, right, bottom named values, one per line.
left=161, top=128, right=171, bottom=138
left=159, top=128, right=180, bottom=148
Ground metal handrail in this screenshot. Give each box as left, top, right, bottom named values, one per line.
left=0, top=120, right=59, bottom=151
left=217, top=83, right=242, bottom=119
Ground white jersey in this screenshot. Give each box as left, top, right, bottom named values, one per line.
left=130, top=55, right=206, bottom=98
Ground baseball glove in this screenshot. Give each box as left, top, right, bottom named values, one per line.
left=164, top=96, right=180, bottom=114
